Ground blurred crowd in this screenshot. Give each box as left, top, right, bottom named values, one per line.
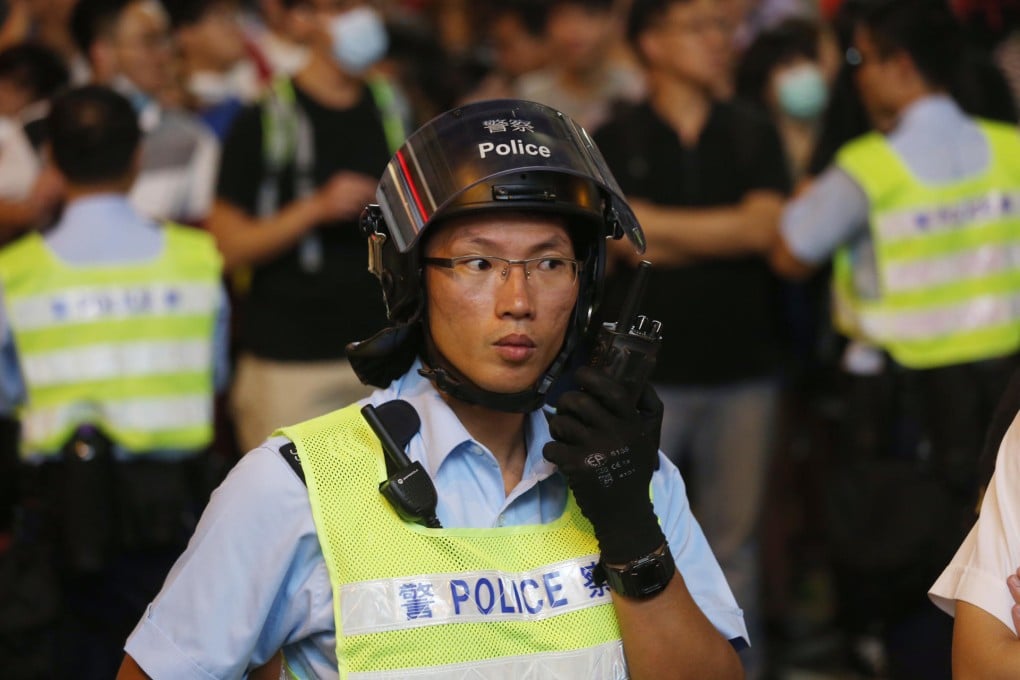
left=1, top=0, right=1019, bottom=678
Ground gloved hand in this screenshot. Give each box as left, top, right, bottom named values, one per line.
left=543, top=365, right=665, bottom=564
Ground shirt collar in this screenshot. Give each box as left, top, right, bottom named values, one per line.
left=377, top=359, right=558, bottom=482
left=54, top=194, right=146, bottom=233
left=892, top=94, right=963, bottom=134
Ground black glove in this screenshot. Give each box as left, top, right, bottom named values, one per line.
left=543, top=365, right=665, bottom=565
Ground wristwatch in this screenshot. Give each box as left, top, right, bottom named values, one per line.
left=594, top=543, right=676, bottom=599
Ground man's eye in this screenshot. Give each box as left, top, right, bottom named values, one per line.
left=537, top=258, right=567, bottom=272
left=461, top=257, right=494, bottom=272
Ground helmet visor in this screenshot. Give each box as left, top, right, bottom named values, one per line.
left=375, top=99, right=645, bottom=254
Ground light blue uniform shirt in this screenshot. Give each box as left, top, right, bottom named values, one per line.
left=125, top=361, right=748, bottom=679
left=0, top=194, right=231, bottom=459
left=782, top=95, right=993, bottom=266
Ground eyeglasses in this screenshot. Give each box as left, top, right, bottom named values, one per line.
left=423, top=255, right=581, bottom=292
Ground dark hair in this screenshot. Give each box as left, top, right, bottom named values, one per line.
left=47, top=85, right=141, bottom=184
left=0, top=43, right=70, bottom=103
left=627, top=0, right=688, bottom=49
left=488, top=0, right=550, bottom=38
left=858, top=0, right=962, bottom=89
left=70, top=0, right=134, bottom=56
left=550, top=0, right=616, bottom=18
left=736, top=20, right=820, bottom=108
left=164, top=0, right=224, bottom=30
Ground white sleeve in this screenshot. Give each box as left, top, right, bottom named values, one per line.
left=929, top=411, right=1020, bottom=633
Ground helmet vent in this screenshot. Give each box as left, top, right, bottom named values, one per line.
left=492, top=184, right=557, bottom=202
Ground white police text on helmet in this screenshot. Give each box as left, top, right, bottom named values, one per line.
left=478, top=139, right=551, bottom=159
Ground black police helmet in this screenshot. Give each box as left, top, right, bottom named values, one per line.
left=348, top=99, right=645, bottom=412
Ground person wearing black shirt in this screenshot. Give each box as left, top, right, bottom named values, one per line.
left=209, top=0, right=403, bottom=452
left=594, top=0, right=791, bottom=676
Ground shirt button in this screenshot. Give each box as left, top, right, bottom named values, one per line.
left=496, top=514, right=505, bottom=527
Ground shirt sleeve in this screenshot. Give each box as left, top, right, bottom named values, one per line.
left=124, top=441, right=332, bottom=679
left=212, top=285, right=231, bottom=394
left=929, top=412, right=1020, bottom=633
left=780, top=166, right=870, bottom=265
left=652, top=453, right=749, bottom=647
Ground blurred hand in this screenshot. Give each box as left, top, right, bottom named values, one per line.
left=29, top=165, right=66, bottom=220
left=313, top=171, right=377, bottom=224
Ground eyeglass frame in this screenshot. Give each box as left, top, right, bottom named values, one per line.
left=422, top=255, right=584, bottom=287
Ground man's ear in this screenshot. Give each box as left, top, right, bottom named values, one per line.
left=90, top=38, right=119, bottom=85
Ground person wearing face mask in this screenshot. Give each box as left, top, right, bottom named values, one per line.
left=737, top=19, right=831, bottom=188
left=70, top=0, right=222, bottom=224
left=768, top=2, right=1020, bottom=675
left=207, top=0, right=409, bottom=456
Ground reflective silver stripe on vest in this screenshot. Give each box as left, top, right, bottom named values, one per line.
left=21, top=394, right=212, bottom=443
left=9, top=282, right=218, bottom=331
left=339, top=554, right=609, bottom=636
left=883, top=242, right=1020, bottom=293
left=21, top=339, right=212, bottom=387
left=873, top=190, right=1020, bottom=242
left=859, top=290, right=1020, bottom=340
left=347, top=639, right=628, bottom=680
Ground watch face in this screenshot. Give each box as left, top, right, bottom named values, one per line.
left=629, top=558, right=670, bottom=595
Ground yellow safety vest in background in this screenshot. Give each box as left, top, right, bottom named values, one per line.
left=833, top=120, right=1020, bottom=369
left=0, top=225, right=221, bottom=457
left=281, top=404, right=626, bottom=680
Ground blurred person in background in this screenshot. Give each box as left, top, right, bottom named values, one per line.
left=0, top=0, right=90, bottom=82
left=737, top=19, right=831, bottom=188
left=594, top=0, right=792, bottom=676
left=208, top=0, right=407, bottom=454
left=0, top=84, right=228, bottom=680
left=167, top=0, right=267, bottom=141
left=461, top=0, right=549, bottom=104
left=71, top=0, right=220, bottom=224
left=244, top=0, right=309, bottom=77
left=769, top=1, right=1020, bottom=677
left=516, top=0, right=644, bottom=132
left=0, top=42, right=67, bottom=239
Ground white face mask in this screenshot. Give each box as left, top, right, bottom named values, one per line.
left=776, top=63, right=828, bottom=121
left=328, top=6, right=389, bottom=75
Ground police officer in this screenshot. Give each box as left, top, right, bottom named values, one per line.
left=0, top=85, right=228, bottom=679
left=769, top=0, right=1020, bottom=674
left=119, top=99, right=746, bottom=679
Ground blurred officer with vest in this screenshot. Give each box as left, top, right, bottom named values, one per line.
left=769, top=0, right=1020, bottom=676
left=0, top=84, right=228, bottom=680
left=119, top=99, right=746, bottom=679
left=208, top=0, right=410, bottom=454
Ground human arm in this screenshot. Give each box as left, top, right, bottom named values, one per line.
left=930, top=413, right=1020, bottom=679
left=618, top=191, right=784, bottom=266
left=545, top=368, right=743, bottom=679
left=767, top=166, right=869, bottom=280
left=0, top=164, right=65, bottom=237
left=208, top=106, right=377, bottom=270
left=119, top=442, right=333, bottom=678
left=952, top=600, right=1020, bottom=680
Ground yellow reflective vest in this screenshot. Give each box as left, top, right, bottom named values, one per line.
left=0, top=224, right=221, bottom=457
left=280, top=404, right=627, bottom=680
left=833, top=120, right=1020, bottom=369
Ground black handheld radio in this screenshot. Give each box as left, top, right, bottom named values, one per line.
left=587, top=261, right=662, bottom=406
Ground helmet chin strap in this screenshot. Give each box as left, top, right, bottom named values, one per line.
left=418, top=329, right=579, bottom=414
